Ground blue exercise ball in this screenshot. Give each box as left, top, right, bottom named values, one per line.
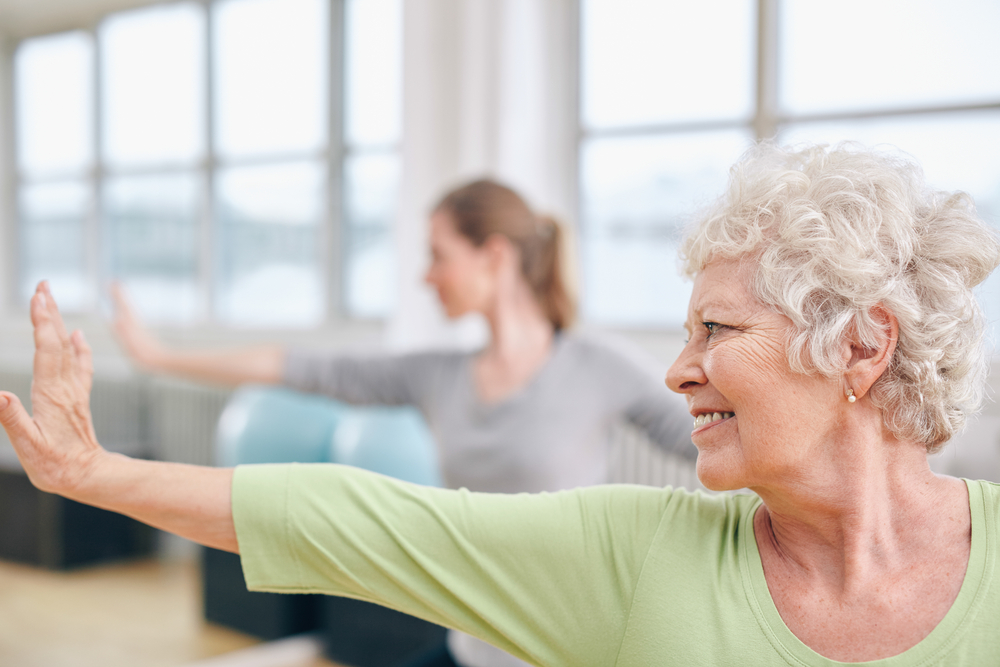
left=329, top=406, right=441, bottom=486
left=216, top=386, right=345, bottom=467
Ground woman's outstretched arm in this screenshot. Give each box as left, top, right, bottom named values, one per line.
left=111, top=283, right=284, bottom=387
left=0, top=282, right=238, bottom=552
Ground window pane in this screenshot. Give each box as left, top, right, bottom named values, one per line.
left=15, top=32, right=93, bottom=178
left=581, top=0, right=754, bottom=130
left=343, top=152, right=398, bottom=317
left=215, top=162, right=324, bottom=327
left=779, top=113, right=1000, bottom=222
left=214, top=0, right=327, bottom=159
left=580, top=130, right=753, bottom=327
left=345, top=0, right=402, bottom=147
left=781, top=0, right=1000, bottom=115
left=101, top=3, right=205, bottom=169
left=19, top=181, right=91, bottom=310
left=105, top=174, right=201, bottom=324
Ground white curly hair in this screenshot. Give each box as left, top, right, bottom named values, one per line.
left=681, top=142, right=1000, bottom=451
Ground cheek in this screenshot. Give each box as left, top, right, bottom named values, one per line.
left=707, top=337, right=790, bottom=393
left=703, top=343, right=799, bottom=445
left=435, top=262, right=464, bottom=288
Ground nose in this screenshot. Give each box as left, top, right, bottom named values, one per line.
left=666, top=338, right=708, bottom=395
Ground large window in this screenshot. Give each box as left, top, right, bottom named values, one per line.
left=579, top=0, right=1000, bottom=330
left=13, top=0, right=401, bottom=326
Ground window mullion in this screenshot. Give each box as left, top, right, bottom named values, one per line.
left=568, top=0, right=582, bottom=230
left=90, top=24, right=104, bottom=312
left=202, top=0, right=216, bottom=325
left=754, top=0, right=779, bottom=140
left=327, top=0, right=346, bottom=322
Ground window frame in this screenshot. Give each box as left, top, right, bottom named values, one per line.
left=1, top=0, right=399, bottom=331
left=574, top=0, right=1000, bottom=332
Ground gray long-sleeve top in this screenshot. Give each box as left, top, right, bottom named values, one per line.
left=283, top=333, right=696, bottom=667
left=283, top=333, right=696, bottom=495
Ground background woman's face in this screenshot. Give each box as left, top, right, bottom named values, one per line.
left=424, top=211, right=495, bottom=318
left=666, top=259, right=845, bottom=491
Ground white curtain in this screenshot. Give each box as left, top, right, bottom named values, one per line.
left=386, top=0, right=577, bottom=351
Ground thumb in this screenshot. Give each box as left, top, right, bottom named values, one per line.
left=0, top=391, right=37, bottom=441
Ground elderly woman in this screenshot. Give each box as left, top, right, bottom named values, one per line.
left=4, top=143, right=1000, bottom=665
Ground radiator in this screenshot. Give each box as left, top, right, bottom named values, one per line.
left=145, top=378, right=231, bottom=466
left=608, top=421, right=703, bottom=490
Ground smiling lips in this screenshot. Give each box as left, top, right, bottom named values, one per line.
left=693, top=412, right=734, bottom=429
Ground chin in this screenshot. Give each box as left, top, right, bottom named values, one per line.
left=694, top=450, right=747, bottom=492
left=443, top=305, right=470, bottom=319
left=434, top=297, right=462, bottom=318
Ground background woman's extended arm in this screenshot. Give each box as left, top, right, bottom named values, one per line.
left=111, top=283, right=284, bottom=387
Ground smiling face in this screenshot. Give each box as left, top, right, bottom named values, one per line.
left=423, top=211, right=496, bottom=318
left=666, top=259, right=848, bottom=491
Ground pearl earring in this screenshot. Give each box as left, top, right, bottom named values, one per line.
left=847, top=388, right=856, bottom=403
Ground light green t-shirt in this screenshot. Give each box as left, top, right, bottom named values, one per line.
left=233, top=464, right=1000, bottom=666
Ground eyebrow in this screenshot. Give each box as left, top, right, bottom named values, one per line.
left=694, top=297, right=737, bottom=313
left=690, top=298, right=735, bottom=319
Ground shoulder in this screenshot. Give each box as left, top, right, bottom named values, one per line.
left=971, top=478, right=1000, bottom=517
left=392, top=348, right=471, bottom=368
left=568, top=484, right=754, bottom=533
left=658, top=488, right=757, bottom=526
left=557, top=332, right=661, bottom=374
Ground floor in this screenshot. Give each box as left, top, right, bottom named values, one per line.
left=0, top=557, right=342, bottom=667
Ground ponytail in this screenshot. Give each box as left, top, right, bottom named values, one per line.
left=530, top=215, right=576, bottom=331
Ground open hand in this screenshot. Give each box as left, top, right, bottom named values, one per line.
left=111, top=282, right=167, bottom=371
left=0, top=282, right=105, bottom=496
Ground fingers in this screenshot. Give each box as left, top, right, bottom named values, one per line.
left=33, top=282, right=71, bottom=345
left=72, top=330, right=93, bottom=373
left=72, top=330, right=95, bottom=394
left=110, top=282, right=133, bottom=320
left=31, top=283, right=90, bottom=390
left=0, top=391, right=42, bottom=447
left=31, top=284, right=69, bottom=381
left=109, top=283, right=164, bottom=369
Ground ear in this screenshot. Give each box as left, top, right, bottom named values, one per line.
left=844, top=304, right=898, bottom=400
left=482, top=234, right=518, bottom=274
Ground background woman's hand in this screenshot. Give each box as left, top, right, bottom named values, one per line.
left=109, top=283, right=284, bottom=386
left=111, top=282, right=167, bottom=371
left=0, top=281, right=106, bottom=496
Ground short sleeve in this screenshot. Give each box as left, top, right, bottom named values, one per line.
left=233, top=464, right=671, bottom=666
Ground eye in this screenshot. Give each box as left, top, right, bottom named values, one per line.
left=703, top=321, right=723, bottom=338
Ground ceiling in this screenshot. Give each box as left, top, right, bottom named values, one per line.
left=0, top=0, right=160, bottom=39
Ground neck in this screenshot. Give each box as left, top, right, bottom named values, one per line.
left=481, top=280, right=554, bottom=363
left=752, top=431, right=965, bottom=593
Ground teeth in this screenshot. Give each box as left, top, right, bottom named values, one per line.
left=694, top=412, right=734, bottom=429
